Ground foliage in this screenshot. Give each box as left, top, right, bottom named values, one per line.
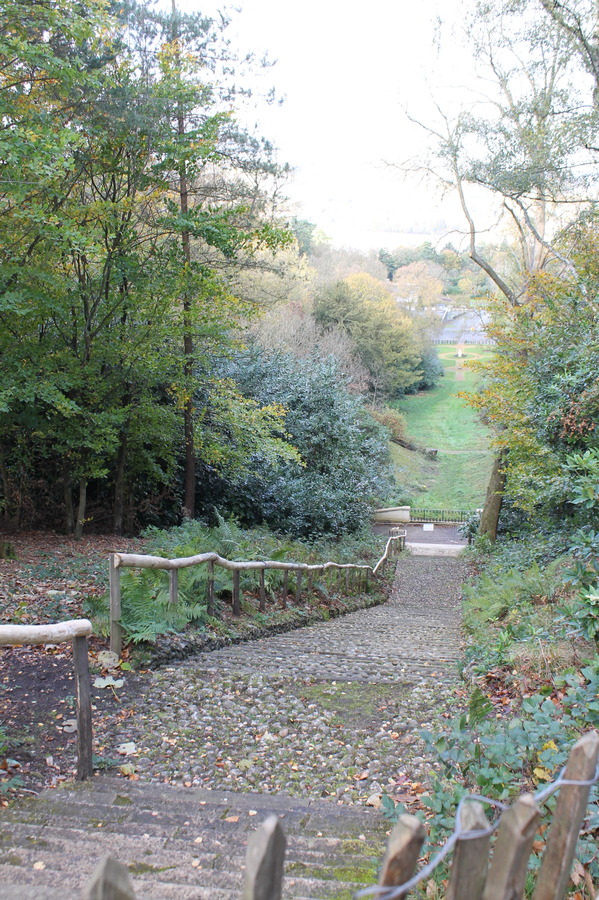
left=116, top=517, right=387, bottom=643
left=0, top=0, right=292, bottom=535
left=365, top=406, right=407, bottom=443
left=314, top=274, right=425, bottom=399
left=210, top=346, right=393, bottom=538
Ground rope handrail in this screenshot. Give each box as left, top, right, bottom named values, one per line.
left=356, top=762, right=599, bottom=899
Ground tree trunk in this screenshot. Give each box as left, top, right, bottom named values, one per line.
left=74, top=478, right=87, bottom=540
left=173, top=0, right=195, bottom=520
left=479, top=450, right=508, bottom=542
left=63, top=462, right=74, bottom=533
left=113, top=434, right=127, bottom=535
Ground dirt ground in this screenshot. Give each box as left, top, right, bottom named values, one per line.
left=0, top=532, right=144, bottom=797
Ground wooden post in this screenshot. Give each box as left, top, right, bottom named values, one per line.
left=81, top=855, right=135, bottom=900
left=206, top=560, right=215, bottom=616
left=482, top=794, right=540, bottom=900
left=345, top=569, right=349, bottom=592
left=379, top=814, right=426, bottom=895
left=109, top=553, right=122, bottom=657
left=259, top=569, right=266, bottom=612
left=243, top=815, right=286, bottom=900
left=168, top=569, right=178, bottom=605
left=232, top=569, right=241, bottom=616
left=295, top=569, right=302, bottom=604
left=446, top=801, right=490, bottom=900
left=307, top=571, right=313, bottom=595
left=282, top=570, right=288, bottom=609
left=532, top=731, right=599, bottom=900
left=73, top=634, right=93, bottom=780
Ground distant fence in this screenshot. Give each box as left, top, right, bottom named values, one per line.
left=410, top=508, right=473, bottom=524
left=432, top=338, right=495, bottom=345
left=108, top=531, right=406, bottom=656
left=77, top=730, right=599, bottom=900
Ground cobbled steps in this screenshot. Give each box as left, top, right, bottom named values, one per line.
left=1, top=553, right=466, bottom=898
left=0, top=779, right=389, bottom=899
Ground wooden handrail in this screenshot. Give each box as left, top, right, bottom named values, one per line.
left=109, top=531, right=406, bottom=656
left=0, top=618, right=94, bottom=781
left=0, top=619, right=92, bottom=645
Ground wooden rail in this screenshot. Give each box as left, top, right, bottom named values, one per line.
left=109, top=531, right=406, bottom=656
left=0, top=619, right=94, bottom=780
left=78, top=731, right=599, bottom=900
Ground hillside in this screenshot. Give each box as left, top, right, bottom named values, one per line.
left=390, top=344, right=494, bottom=510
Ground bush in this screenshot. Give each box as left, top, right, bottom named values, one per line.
left=212, top=347, right=393, bottom=538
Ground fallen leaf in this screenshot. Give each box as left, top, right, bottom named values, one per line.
left=93, top=676, right=124, bottom=689
left=116, top=742, right=137, bottom=756
left=33, top=862, right=46, bottom=871
left=224, top=815, right=239, bottom=823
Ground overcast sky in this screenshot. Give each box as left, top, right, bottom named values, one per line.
left=175, top=0, right=475, bottom=250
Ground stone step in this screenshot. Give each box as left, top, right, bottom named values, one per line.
left=0, top=779, right=388, bottom=899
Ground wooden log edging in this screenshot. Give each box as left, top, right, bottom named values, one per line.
left=108, top=531, right=406, bottom=655
left=0, top=619, right=94, bottom=781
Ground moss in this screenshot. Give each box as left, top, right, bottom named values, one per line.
left=113, top=794, right=133, bottom=806
left=286, top=859, right=377, bottom=885
left=1, top=853, right=23, bottom=866
left=128, top=861, right=174, bottom=875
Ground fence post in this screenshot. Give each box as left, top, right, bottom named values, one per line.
left=73, top=634, right=93, bottom=781
left=345, top=569, right=349, bottom=592
left=243, top=815, right=286, bottom=900
left=109, top=553, right=122, bottom=658
left=259, top=569, right=266, bottom=612
left=482, top=794, right=540, bottom=900
left=532, top=730, right=599, bottom=900
left=307, top=571, right=313, bottom=594
left=379, top=814, right=426, bottom=895
left=295, top=569, right=302, bottom=604
left=446, top=800, right=490, bottom=900
left=232, top=569, right=241, bottom=616
left=168, top=569, right=178, bottom=605
left=81, top=855, right=135, bottom=900
left=206, top=560, right=215, bottom=616
left=282, top=570, right=288, bottom=609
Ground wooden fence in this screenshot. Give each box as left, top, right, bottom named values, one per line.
left=0, top=619, right=93, bottom=780
left=77, top=730, right=599, bottom=900
left=108, top=531, right=406, bottom=656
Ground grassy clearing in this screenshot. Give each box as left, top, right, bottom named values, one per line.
left=389, top=344, right=494, bottom=509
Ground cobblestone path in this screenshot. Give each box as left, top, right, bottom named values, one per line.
left=96, top=554, right=466, bottom=804
left=1, top=553, right=467, bottom=899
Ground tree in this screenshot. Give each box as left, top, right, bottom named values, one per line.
left=0, top=0, right=293, bottom=535
left=407, top=0, right=599, bottom=536
left=213, top=347, right=392, bottom=538
left=314, top=274, right=426, bottom=400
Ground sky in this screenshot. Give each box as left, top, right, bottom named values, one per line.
left=175, top=0, right=475, bottom=250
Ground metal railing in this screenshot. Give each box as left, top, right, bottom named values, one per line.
left=409, top=508, right=473, bottom=524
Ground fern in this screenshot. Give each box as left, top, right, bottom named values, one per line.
left=119, top=569, right=208, bottom=643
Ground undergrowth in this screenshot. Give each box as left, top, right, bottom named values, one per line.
left=111, top=518, right=387, bottom=644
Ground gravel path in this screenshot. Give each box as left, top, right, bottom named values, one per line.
left=96, top=555, right=466, bottom=806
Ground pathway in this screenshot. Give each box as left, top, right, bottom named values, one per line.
left=0, top=553, right=466, bottom=898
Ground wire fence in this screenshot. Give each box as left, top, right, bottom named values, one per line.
left=356, top=761, right=599, bottom=899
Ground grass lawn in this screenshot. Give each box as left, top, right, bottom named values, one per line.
left=389, top=344, right=494, bottom=509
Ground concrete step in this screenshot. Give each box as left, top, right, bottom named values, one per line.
left=0, top=779, right=388, bottom=899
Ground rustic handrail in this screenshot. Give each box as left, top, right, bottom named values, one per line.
left=109, top=531, right=406, bottom=655
left=0, top=618, right=94, bottom=781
